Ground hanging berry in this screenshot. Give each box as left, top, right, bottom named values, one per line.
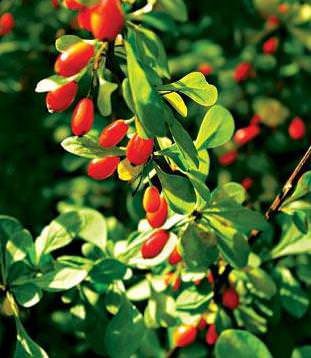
left=218, top=150, right=238, bottom=166
left=87, top=156, right=120, bottom=180
left=63, top=0, right=85, bottom=10
left=146, top=196, right=168, bottom=228
left=234, top=125, right=260, bottom=146
left=222, top=287, right=240, bottom=310
left=143, top=186, right=161, bottom=213
left=99, top=120, right=129, bottom=148
left=141, top=229, right=169, bottom=259
left=71, top=98, right=94, bottom=136
left=234, top=62, right=252, bottom=83
left=205, top=324, right=219, bottom=345
left=46, top=81, right=78, bottom=113
left=126, top=134, right=154, bottom=166
left=0, top=13, right=15, bottom=36
left=262, top=37, right=279, bottom=55
left=288, top=117, right=306, bottom=140
left=173, top=325, right=197, bottom=348
left=168, top=246, right=182, bottom=265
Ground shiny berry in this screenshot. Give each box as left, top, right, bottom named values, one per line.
left=0, top=13, right=15, bottom=36
left=141, top=229, right=169, bottom=259
left=222, top=287, right=240, bottom=310
left=234, top=62, right=252, bottom=83
left=91, top=0, right=124, bottom=41
left=126, top=134, right=154, bottom=166
left=198, top=63, right=213, bottom=76
left=63, top=0, right=84, bottom=10
left=71, top=98, right=94, bottom=136
left=99, top=120, right=129, bottom=148
left=168, top=246, right=182, bottom=265
left=173, top=325, right=197, bottom=348
left=250, top=114, right=262, bottom=125
left=87, top=156, right=120, bottom=180
left=46, top=81, right=78, bottom=113
left=143, top=186, right=161, bottom=213
left=54, top=42, right=94, bottom=77
left=288, top=117, right=306, bottom=140
left=146, top=196, right=168, bottom=228
left=234, top=125, right=260, bottom=146
left=205, top=324, right=218, bottom=345
left=218, top=150, right=238, bottom=166
left=77, top=7, right=92, bottom=31
left=263, top=37, right=279, bottom=55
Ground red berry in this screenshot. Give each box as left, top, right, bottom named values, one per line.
left=71, top=98, right=94, bottom=136
left=87, top=156, right=120, bottom=180
left=46, top=81, right=78, bottom=113
left=173, top=325, right=197, bottom=348
left=266, top=15, right=280, bottom=28
left=172, top=276, right=181, bottom=291
left=198, top=63, right=213, bottom=76
left=241, top=177, right=254, bottom=191
left=0, top=13, right=15, bottom=36
left=77, top=7, right=93, bottom=31
left=234, top=62, right=252, bottom=83
left=197, top=317, right=207, bottom=331
left=250, top=114, right=262, bottom=125
left=141, top=229, right=170, bottom=259
left=222, top=287, right=240, bottom=310
left=263, top=37, right=279, bottom=55
left=218, top=150, right=238, bottom=166
left=99, top=120, right=129, bottom=148
left=207, top=272, right=214, bottom=285
left=146, top=196, right=168, bottom=228
left=194, top=279, right=201, bottom=286
left=205, top=324, right=218, bottom=345
left=63, top=0, right=84, bottom=10
left=278, top=3, right=289, bottom=14
left=168, top=246, right=182, bottom=265
left=54, top=42, right=94, bottom=77
left=288, top=117, right=306, bottom=140
left=164, top=272, right=181, bottom=291
left=126, top=134, right=154, bottom=166
left=143, top=186, right=161, bottom=213
left=90, top=0, right=124, bottom=41
left=51, top=0, right=59, bottom=9
left=234, top=125, right=260, bottom=146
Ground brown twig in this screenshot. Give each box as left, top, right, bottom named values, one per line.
left=265, top=145, right=311, bottom=219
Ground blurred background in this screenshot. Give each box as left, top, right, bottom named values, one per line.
left=0, top=0, right=310, bottom=356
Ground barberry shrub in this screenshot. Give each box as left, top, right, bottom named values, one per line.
left=0, top=1, right=310, bottom=357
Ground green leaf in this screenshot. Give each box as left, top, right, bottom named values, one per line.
left=14, top=319, right=48, bottom=358
left=181, top=223, right=218, bottom=272
left=34, top=266, right=88, bottom=292
left=176, top=286, right=213, bottom=311
left=97, top=68, right=118, bottom=117
left=275, top=267, right=309, bottom=318
left=281, top=171, right=311, bottom=208
left=211, top=183, right=246, bottom=204
left=246, top=268, right=277, bottom=299
left=55, top=35, right=81, bottom=52
left=195, top=105, right=234, bottom=150
left=122, top=78, right=135, bottom=113
left=163, top=92, right=187, bottom=117
left=156, top=167, right=196, bottom=214
left=159, top=72, right=217, bottom=106
left=61, top=134, right=124, bottom=159
left=157, top=0, right=188, bottom=22
left=6, top=229, right=34, bottom=268
left=124, top=38, right=167, bottom=137
left=13, top=284, right=42, bottom=308
left=105, top=299, right=145, bottom=358
left=292, top=346, right=311, bottom=358
left=167, top=115, right=199, bottom=169
left=89, top=259, right=127, bottom=284
left=75, top=0, right=99, bottom=6
left=145, top=291, right=177, bottom=328
left=0, top=215, right=23, bottom=247
left=215, top=329, right=272, bottom=358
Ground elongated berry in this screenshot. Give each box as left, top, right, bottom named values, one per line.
left=46, top=81, right=78, bottom=113
left=168, top=246, right=182, bottom=265
left=143, top=186, right=161, bottom=213
left=99, top=120, right=129, bottom=148
left=173, top=325, right=197, bottom=348
left=234, top=125, right=260, bottom=146
left=55, top=42, right=94, bottom=77
left=263, top=37, right=279, bottom=55
left=91, top=0, right=124, bottom=41
left=0, top=13, right=15, bottom=36
left=288, top=117, right=306, bottom=140
left=197, top=317, right=207, bottom=331
left=87, top=156, right=120, bottom=180
left=205, top=324, right=218, bottom=345
left=63, top=0, right=84, bottom=10
left=146, top=196, right=168, bottom=228
left=126, top=134, right=154, bottom=166
left=234, top=62, right=252, bottom=83
left=71, top=98, right=94, bottom=136
left=222, top=287, right=239, bottom=310
left=250, top=114, right=261, bottom=125
left=141, top=229, right=169, bottom=259
left=241, top=177, right=253, bottom=191
left=218, top=150, right=237, bottom=166
left=77, top=7, right=92, bottom=31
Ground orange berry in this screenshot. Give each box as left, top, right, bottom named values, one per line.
left=143, top=186, right=161, bottom=213
left=173, top=325, right=197, bottom=348
left=146, top=196, right=168, bottom=228
left=87, top=156, right=120, bottom=180
left=71, top=98, right=94, bottom=136
left=198, top=63, right=213, bottom=76
left=126, top=134, right=154, bottom=166
left=99, top=120, right=129, bottom=148
left=46, top=81, right=78, bottom=113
